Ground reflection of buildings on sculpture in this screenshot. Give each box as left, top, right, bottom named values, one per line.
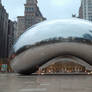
left=79, top=0, right=92, bottom=21
left=16, top=0, right=46, bottom=39
left=37, top=62, right=86, bottom=74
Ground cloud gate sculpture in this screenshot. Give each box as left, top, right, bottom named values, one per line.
left=11, top=18, right=92, bottom=75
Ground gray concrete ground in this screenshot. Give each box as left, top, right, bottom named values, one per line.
left=0, top=73, right=92, bottom=92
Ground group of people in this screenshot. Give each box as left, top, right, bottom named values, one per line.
left=0, top=60, right=13, bottom=73
left=0, top=64, right=7, bottom=72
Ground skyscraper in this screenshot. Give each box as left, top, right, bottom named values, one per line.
left=17, top=0, right=46, bottom=39
left=8, top=20, right=15, bottom=57
left=78, top=3, right=83, bottom=19
left=79, top=0, right=92, bottom=21
left=0, top=2, right=15, bottom=60
left=0, top=3, right=8, bottom=58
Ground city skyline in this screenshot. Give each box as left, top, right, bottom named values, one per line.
left=2, top=0, right=81, bottom=21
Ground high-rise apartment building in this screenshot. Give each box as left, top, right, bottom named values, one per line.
left=79, top=0, right=92, bottom=21
left=17, top=0, right=46, bottom=39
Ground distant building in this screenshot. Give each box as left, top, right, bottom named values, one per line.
left=79, top=0, right=92, bottom=21
left=78, top=3, right=83, bottom=19
left=17, top=0, right=46, bottom=39
left=13, top=21, right=17, bottom=41
left=17, top=16, right=25, bottom=39
left=8, top=20, right=14, bottom=57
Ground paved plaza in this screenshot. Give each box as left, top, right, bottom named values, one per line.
left=0, top=74, right=92, bottom=92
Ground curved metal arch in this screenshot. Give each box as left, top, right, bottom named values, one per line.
left=40, top=55, right=92, bottom=70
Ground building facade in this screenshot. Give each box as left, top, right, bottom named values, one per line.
left=8, top=20, right=15, bottom=57
left=79, top=0, right=92, bottom=21
left=13, top=21, right=17, bottom=41
left=0, top=1, right=15, bottom=72
left=17, top=0, right=46, bottom=39
left=0, top=3, right=8, bottom=58
left=79, top=3, right=83, bottom=19
left=17, top=16, right=25, bottom=39
left=0, top=1, right=15, bottom=59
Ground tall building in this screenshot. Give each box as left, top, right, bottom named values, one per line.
left=8, top=20, right=15, bottom=57
left=0, top=2, right=15, bottom=60
left=17, top=0, right=46, bottom=39
left=17, top=16, right=25, bottom=38
left=79, top=3, right=83, bottom=19
left=13, top=21, right=17, bottom=41
left=0, top=3, right=8, bottom=58
left=0, top=1, right=15, bottom=73
left=79, top=0, right=92, bottom=21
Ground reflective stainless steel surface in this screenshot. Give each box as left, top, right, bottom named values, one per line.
left=0, top=74, right=92, bottom=92
left=11, top=18, right=92, bottom=74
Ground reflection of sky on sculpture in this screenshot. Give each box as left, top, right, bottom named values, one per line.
left=14, top=18, right=92, bottom=52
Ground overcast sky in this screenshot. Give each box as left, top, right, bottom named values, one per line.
left=2, top=0, right=81, bottom=21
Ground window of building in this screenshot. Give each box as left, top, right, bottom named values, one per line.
left=25, top=7, right=34, bottom=12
